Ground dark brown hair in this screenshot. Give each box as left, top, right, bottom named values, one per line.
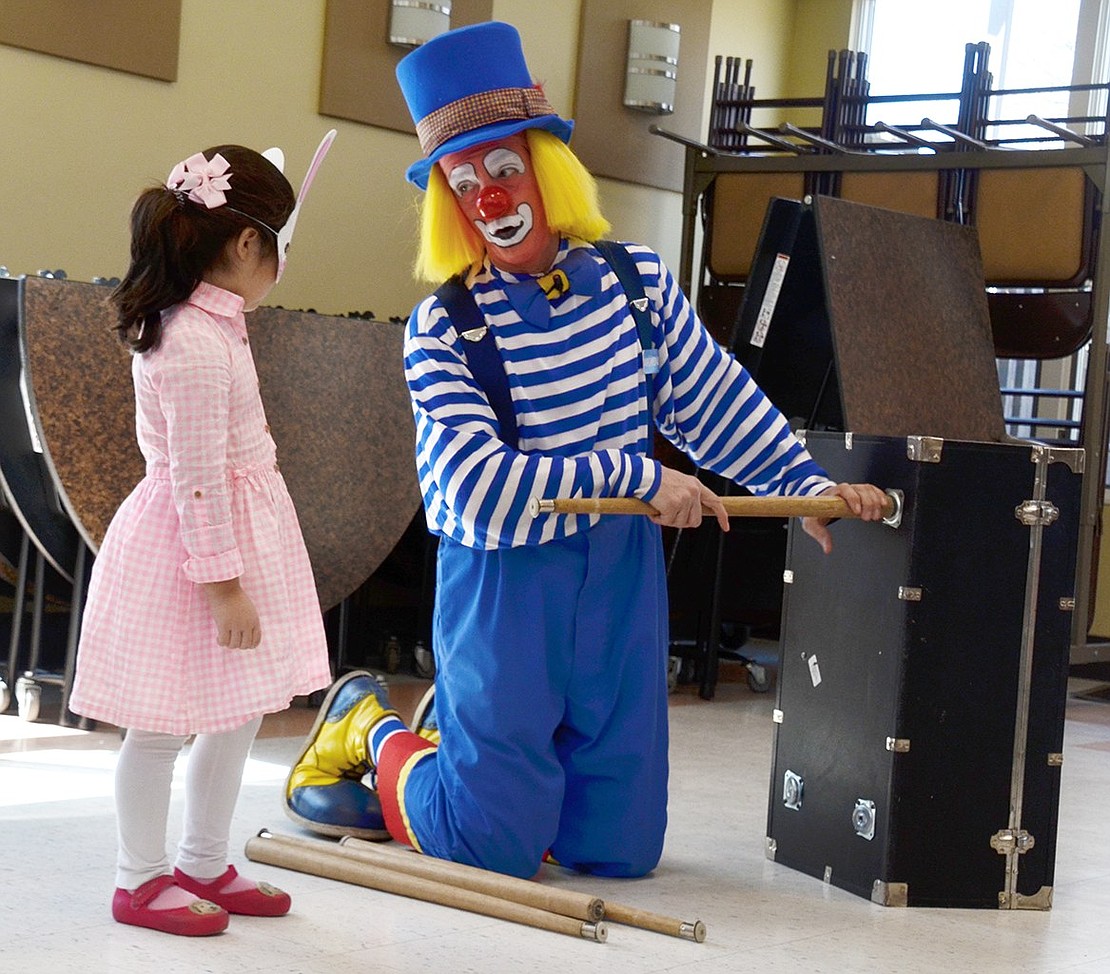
left=112, top=145, right=295, bottom=352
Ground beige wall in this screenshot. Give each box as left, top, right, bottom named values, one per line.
left=788, top=0, right=854, bottom=96
left=0, top=0, right=840, bottom=319
left=708, top=0, right=797, bottom=98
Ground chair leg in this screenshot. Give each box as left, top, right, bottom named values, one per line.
left=60, top=542, right=90, bottom=728
left=2, top=530, right=31, bottom=713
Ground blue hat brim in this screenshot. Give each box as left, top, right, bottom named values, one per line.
left=406, top=115, right=574, bottom=190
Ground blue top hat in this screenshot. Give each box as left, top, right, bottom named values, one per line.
left=396, top=21, right=574, bottom=190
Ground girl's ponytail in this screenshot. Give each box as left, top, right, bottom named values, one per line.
left=112, top=188, right=224, bottom=351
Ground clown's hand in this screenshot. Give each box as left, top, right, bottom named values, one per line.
left=648, top=466, right=730, bottom=531
left=801, top=483, right=888, bottom=555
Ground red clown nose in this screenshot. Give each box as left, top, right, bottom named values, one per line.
left=476, top=185, right=512, bottom=220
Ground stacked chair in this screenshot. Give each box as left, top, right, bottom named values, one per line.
left=657, top=41, right=1110, bottom=696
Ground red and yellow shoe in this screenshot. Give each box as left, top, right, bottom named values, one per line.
left=112, top=875, right=228, bottom=937
left=284, top=670, right=397, bottom=840
left=174, top=865, right=291, bottom=917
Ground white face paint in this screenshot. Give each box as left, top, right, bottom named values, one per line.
left=483, top=147, right=526, bottom=180
left=446, top=162, right=480, bottom=197
left=475, top=205, right=534, bottom=248
left=446, top=147, right=535, bottom=248
left=439, top=134, right=558, bottom=274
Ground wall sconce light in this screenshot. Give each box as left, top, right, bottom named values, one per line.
left=623, top=19, right=680, bottom=115
left=389, top=0, right=452, bottom=48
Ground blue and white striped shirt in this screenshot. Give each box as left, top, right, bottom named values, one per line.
left=403, top=238, right=833, bottom=549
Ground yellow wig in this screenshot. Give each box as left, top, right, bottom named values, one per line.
left=415, top=128, right=611, bottom=283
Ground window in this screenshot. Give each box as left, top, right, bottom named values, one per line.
left=853, top=0, right=1109, bottom=445
left=854, top=0, right=1102, bottom=142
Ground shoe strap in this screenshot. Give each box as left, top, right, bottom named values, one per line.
left=131, top=874, right=179, bottom=908
left=183, top=864, right=238, bottom=891
left=212, top=864, right=238, bottom=890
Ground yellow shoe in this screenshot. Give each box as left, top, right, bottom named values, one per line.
left=283, top=670, right=397, bottom=839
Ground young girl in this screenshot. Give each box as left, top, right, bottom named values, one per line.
left=69, top=138, right=335, bottom=937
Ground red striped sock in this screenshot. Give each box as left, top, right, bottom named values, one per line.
left=376, top=731, right=437, bottom=846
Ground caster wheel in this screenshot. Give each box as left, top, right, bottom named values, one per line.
left=0, top=679, right=9, bottom=713
left=15, top=676, right=41, bottom=721
left=747, top=663, right=771, bottom=694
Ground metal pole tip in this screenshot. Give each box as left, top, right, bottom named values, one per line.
left=581, top=921, right=608, bottom=942
left=528, top=497, right=554, bottom=517
left=680, top=920, right=707, bottom=942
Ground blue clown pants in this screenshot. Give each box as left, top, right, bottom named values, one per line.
left=400, top=514, right=670, bottom=879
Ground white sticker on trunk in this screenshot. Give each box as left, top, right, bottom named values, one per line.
left=807, top=654, right=822, bottom=687
left=750, top=252, right=790, bottom=348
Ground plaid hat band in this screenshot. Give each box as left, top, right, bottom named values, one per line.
left=416, top=86, right=557, bottom=157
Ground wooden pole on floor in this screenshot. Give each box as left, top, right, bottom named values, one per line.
left=245, top=830, right=606, bottom=942
left=339, top=836, right=604, bottom=922
left=602, top=901, right=706, bottom=943
left=342, top=836, right=706, bottom=942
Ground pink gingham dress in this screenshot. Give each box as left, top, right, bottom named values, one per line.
left=70, top=282, right=333, bottom=734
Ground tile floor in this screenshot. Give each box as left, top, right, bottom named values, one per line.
left=2, top=661, right=1110, bottom=974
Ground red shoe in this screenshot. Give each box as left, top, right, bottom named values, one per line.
left=112, top=875, right=229, bottom=936
left=174, top=865, right=292, bottom=917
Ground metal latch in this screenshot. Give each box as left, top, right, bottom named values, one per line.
left=991, top=829, right=1036, bottom=855
left=783, top=770, right=804, bottom=810
left=1014, top=500, right=1059, bottom=527
left=906, top=436, right=944, bottom=463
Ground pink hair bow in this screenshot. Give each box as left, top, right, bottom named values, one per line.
left=165, top=152, right=232, bottom=209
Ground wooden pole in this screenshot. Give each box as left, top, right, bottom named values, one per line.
left=340, top=836, right=604, bottom=922
left=602, top=901, right=707, bottom=943
left=529, top=490, right=900, bottom=525
left=344, top=837, right=705, bottom=942
left=245, top=831, right=606, bottom=942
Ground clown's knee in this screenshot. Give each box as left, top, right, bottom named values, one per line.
left=550, top=832, right=663, bottom=879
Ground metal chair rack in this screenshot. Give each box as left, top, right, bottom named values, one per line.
left=655, top=40, right=1110, bottom=674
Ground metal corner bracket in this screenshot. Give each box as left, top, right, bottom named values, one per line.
left=906, top=436, right=944, bottom=463
left=872, top=881, right=908, bottom=907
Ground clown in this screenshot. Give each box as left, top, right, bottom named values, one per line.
left=284, top=21, right=887, bottom=879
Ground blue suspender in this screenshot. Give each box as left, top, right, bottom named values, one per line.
left=434, top=241, right=655, bottom=453
left=593, top=240, right=659, bottom=376
left=436, top=277, right=520, bottom=449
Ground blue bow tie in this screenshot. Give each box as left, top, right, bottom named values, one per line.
left=502, top=247, right=603, bottom=328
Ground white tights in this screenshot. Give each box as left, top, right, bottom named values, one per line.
left=114, top=716, right=263, bottom=890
